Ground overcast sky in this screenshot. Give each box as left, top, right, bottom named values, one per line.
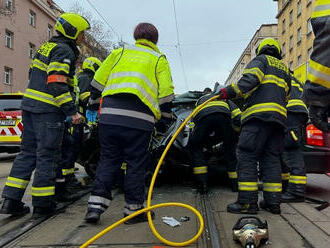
left=54, top=0, right=278, bottom=93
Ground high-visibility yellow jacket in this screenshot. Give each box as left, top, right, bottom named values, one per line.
left=225, top=54, right=291, bottom=126
left=22, top=36, right=78, bottom=116
left=287, top=76, right=308, bottom=117
left=304, top=0, right=330, bottom=107
left=91, top=39, right=174, bottom=121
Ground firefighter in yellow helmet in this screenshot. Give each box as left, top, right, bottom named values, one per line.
left=56, top=57, right=102, bottom=201
left=304, top=0, right=330, bottom=132
left=217, top=38, right=291, bottom=215
left=84, top=23, right=175, bottom=224
left=0, top=13, right=90, bottom=217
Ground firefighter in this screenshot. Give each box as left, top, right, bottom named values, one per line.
left=0, top=13, right=89, bottom=217
left=217, top=38, right=291, bottom=214
left=56, top=57, right=102, bottom=200
left=281, top=75, right=308, bottom=202
left=84, top=23, right=175, bottom=224
left=303, top=0, right=330, bottom=132
left=189, top=93, right=241, bottom=194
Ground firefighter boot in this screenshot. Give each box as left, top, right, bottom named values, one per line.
left=55, top=182, right=78, bottom=202
left=65, top=175, right=85, bottom=193
left=124, top=211, right=155, bottom=225
left=85, top=211, right=101, bottom=223
left=281, top=192, right=305, bottom=203
left=0, top=198, right=30, bottom=216
left=32, top=204, right=57, bottom=218
left=227, top=201, right=259, bottom=214
left=259, top=200, right=281, bottom=214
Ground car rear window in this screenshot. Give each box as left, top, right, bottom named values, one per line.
left=0, top=99, right=22, bottom=111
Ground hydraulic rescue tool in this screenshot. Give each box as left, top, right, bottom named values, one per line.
left=233, top=216, right=269, bottom=248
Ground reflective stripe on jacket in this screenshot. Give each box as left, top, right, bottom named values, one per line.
left=304, top=0, right=330, bottom=107
left=22, top=36, right=78, bottom=115
left=92, top=39, right=174, bottom=121
left=287, top=77, right=308, bottom=116
left=225, top=54, right=291, bottom=126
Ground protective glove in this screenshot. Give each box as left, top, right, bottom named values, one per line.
left=216, top=88, right=228, bottom=99
left=309, top=105, right=329, bottom=132
left=86, top=109, right=98, bottom=124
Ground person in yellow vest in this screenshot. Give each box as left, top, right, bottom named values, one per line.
left=84, top=23, right=174, bottom=224
left=304, top=0, right=330, bottom=132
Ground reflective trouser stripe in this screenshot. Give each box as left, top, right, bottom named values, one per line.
left=193, top=166, right=208, bottom=175
left=62, top=168, right=75, bottom=176
left=5, top=176, right=29, bottom=189
left=289, top=175, right=307, bottom=184
left=281, top=173, right=290, bottom=180
left=124, top=202, right=145, bottom=215
left=238, top=182, right=258, bottom=191
left=263, top=183, right=282, bottom=192
left=228, top=171, right=238, bottom=179
left=31, top=186, right=55, bottom=196
left=88, top=195, right=111, bottom=212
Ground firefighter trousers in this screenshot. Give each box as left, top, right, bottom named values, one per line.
left=281, top=113, right=307, bottom=195
left=189, top=114, right=237, bottom=184
left=57, top=122, right=84, bottom=180
left=237, top=119, right=284, bottom=205
left=2, top=110, right=64, bottom=207
left=87, top=124, right=152, bottom=215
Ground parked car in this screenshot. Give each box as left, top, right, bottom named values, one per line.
left=0, top=93, right=23, bottom=153
left=303, top=121, right=330, bottom=173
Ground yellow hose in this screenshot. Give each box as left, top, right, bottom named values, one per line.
left=80, top=95, right=219, bottom=248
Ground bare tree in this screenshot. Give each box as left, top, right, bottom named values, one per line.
left=69, top=1, right=115, bottom=55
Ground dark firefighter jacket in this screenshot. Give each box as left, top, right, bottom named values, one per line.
left=193, top=94, right=242, bottom=130
left=225, top=54, right=291, bottom=127
left=287, top=76, right=308, bottom=118
left=304, top=0, right=330, bottom=107
left=77, top=70, right=94, bottom=113
left=22, top=36, right=79, bottom=116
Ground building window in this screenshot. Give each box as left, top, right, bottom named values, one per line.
left=29, top=10, right=36, bottom=27
left=297, top=27, right=302, bottom=44
left=297, top=55, right=302, bottom=66
left=297, top=0, right=302, bottom=17
left=307, top=18, right=313, bottom=35
left=5, top=0, right=13, bottom=11
left=307, top=0, right=312, bottom=7
left=282, top=19, right=286, bottom=33
left=289, top=35, right=293, bottom=51
left=29, top=43, right=36, bottom=58
left=289, top=61, right=294, bottom=71
left=47, top=24, right=53, bottom=39
left=5, top=30, right=13, bottom=49
left=282, top=43, right=286, bottom=57
left=289, top=10, right=293, bottom=24
left=308, top=47, right=313, bottom=59
left=4, top=67, right=13, bottom=85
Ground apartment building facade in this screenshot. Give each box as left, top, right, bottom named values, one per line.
left=0, top=0, right=60, bottom=92
left=274, top=0, right=315, bottom=82
left=225, top=24, right=278, bottom=85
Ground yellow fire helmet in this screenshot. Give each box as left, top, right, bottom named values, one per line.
left=82, top=57, right=102, bottom=73
left=257, top=38, right=281, bottom=56
left=55, top=13, right=90, bottom=40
